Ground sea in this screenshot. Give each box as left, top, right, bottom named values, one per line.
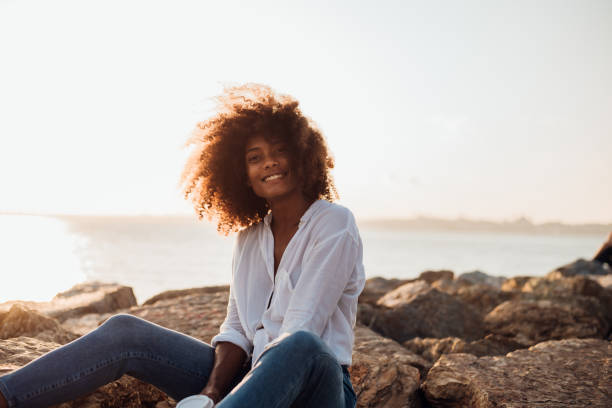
left=0, top=214, right=607, bottom=304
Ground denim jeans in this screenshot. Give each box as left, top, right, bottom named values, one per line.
left=0, top=314, right=357, bottom=408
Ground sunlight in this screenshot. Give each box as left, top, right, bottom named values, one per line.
left=0, top=215, right=86, bottom=302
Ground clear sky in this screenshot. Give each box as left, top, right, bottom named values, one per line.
left=1, top=0, right=610, bottom=224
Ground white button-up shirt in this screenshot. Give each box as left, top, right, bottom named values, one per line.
left=211, top=200, right=365, bottom=368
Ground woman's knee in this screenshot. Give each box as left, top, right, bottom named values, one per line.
left=280, top=330, right=327, bottom=355
left=97, top=314, right=148, bottom=343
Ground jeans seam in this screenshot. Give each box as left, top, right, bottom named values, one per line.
left=0, top=377, right=15, bottom=408
left=16, top=350, right=208, bottom=405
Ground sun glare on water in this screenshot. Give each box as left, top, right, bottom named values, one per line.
left=0, top=215, right=86, bottom=302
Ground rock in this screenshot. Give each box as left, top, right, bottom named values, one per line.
left=350, top=325, right=424, bottom=408
left=422, top=338, right=612, bottom=407
left=128, top=289, right=229, bottom=343
left=549, top=258, right=610, bottom=278
left=0, top=336, right=62, bottom=375
left=369, top=288, right=485, bottom=343
left=142, top=285, right=230, bottom=306
left=589, top=274, right=612, bottom=289
left=0, top=282, right=138, bottom=322
left=521, top=275, right=612, bottom=333
left=377, top=281, right=430, bottom=308
left=500, top=276, right=532, bottom=292
left=457, top=271, right=506, bottom=289
left=403, top=334, right=524, bottom=363
left=358, top=277, right=410, bottom=305
left=417, top=270, right=454, bottom=284
left=454, top=284, right=514, bottom=315
left=484, top=298, right=609, bottom=346
left=0, top=304, right=79, bottom=344
left=430, top=279, right=463, bottom=295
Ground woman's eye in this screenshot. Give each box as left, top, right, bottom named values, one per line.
left=247, top=155, right=259, bottom=163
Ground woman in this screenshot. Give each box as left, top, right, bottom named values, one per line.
left=0, top=84, right=365, bottom=408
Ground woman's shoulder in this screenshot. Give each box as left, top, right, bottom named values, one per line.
left=308, top=200, right=359, bottom=240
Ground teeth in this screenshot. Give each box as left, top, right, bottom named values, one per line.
left=264, top=174, right=284, bottom=182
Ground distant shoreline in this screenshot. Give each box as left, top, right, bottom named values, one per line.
left=2, top=212, right=611, bottom=235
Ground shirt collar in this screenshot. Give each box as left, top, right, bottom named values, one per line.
left=263, top=199, right=327, bottom=228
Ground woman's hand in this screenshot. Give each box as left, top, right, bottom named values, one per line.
left=199, top=341, right=247, bottom=404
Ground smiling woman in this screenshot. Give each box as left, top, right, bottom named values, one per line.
left=180, top=83, right=337, bottom=234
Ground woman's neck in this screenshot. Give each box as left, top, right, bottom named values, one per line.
left=268, top=193, right=313, bottom=230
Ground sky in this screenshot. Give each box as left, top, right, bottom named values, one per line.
left=1, top=0, right=611, bottom=224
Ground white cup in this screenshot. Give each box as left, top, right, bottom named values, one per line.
left=176, top=394, right=215, bottom=408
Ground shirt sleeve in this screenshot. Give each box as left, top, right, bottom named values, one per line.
left=265, top=228, right=359, bottom=351
left=210, top=282, right=253, bottom=358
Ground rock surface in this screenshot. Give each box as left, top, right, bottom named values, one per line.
left=457, top=271, right=506, bottom=289
left=549, top=258, right=610, bottom=277
left=484, top=297, right=609, bottom=346
left=358, top=277, right=410, bottom=305
left=423, top=338, right=612, bottom=407
left=0, top=282, right=137, bottom=322
left=370, top=288, right=484, bottom=342
left=0, top=304, right=78, bottom=344
left=350, top=325, right=424, bottom=408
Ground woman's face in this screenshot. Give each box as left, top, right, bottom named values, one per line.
left=245, top=135, right=301, bottom=202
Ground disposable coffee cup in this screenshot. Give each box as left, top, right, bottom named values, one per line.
left=176, top=394, right=215, bottom=408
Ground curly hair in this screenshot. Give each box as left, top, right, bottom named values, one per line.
left=181, top=84, right=338, bottom=234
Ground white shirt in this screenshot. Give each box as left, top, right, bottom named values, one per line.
left=211, top=200, right=366, bottom=368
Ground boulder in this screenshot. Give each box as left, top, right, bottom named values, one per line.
left=500, top=276, right=533, bottom=292
left=350, top=325, right=424, bottom=408
left=456, top=271, right=505, bottom=289
left=548, top=258, right=610, bottom=278
left=0, top=282, right=138, bottom=322
left=369, top=288, right=484, bottom=343
left=484, top=298, right=609, bottom=346
left=454, top=284, right=514, bottom=315
left=430, top=279, right=463, bottom=295
left=0, top=304, right=78, bottom=344
left=142, top=285, right=230, bottom=306
left=422, top=338, right=611, bottom=407
left=128, top=289, right=230, bottom=343
left=417, top=270, right=454, bottom=284
left=403, top=334, right=524, bottom=363
left=376, top=281, right=430, bottom=308
left=358, top=277, right=410, bottom=305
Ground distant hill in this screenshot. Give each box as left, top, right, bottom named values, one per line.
left=358, top=216, right=612, bottom=235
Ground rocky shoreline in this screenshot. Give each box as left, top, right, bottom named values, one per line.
left=1, top=258, right=611, bottom=407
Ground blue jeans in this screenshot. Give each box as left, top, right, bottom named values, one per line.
left=0, top=314, right=357, bottom=408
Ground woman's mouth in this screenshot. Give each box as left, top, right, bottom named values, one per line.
left=262, top=172, right=286, bottom=182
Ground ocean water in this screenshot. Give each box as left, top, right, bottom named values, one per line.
left=0, top=214, right=606, bottom=304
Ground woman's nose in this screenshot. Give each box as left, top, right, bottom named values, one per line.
left=263, top=156, right=279, bottom=169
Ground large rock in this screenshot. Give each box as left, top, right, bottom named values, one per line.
left=350, top=325, right=424, bottom=408
left=403, top=334, right=524, bottom=363
left=128, top=289, right=230, bottom=343
left=422, top=338, right=612, bottom=407
left=0, top=282, right=138, bottom=322
left=417, top=270, right=454, bottom=284
left=457, top=271, right=506, bottom=289
left=370, top=288, right=484, bottom=343
left=500, top=276, right=533, bottom=292
left=484, top=298, right=609, bottom=346
left=142, top=285, right=230, bottom=306
left=454, top=284, right=514, bottom=315
left=0, top=304, right=78, bottom=344
left=376, top=281, right=430, bottom=308
left=549, top=258, right=610, bottom=278
left=358, top=277, right=410, bottom=305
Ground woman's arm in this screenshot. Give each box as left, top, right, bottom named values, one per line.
left=199, top=341, right=247, bottom=403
